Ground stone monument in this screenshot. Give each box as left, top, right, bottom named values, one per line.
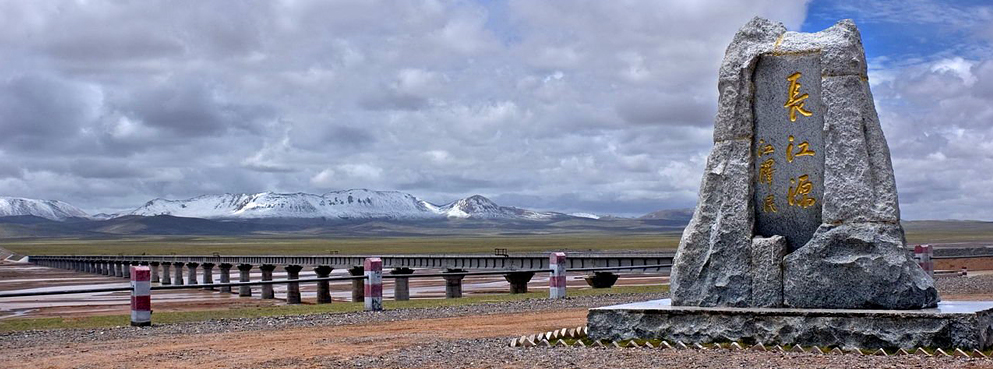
left=588, top=18, right=993, bottom=350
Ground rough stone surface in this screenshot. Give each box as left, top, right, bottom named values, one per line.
left=784, top=223, right=939, bottom=309
left=750, top=236, right=787, bottom=308
left=775, top=19, right=868, bottom=77
left=712, top=18, right=786, bottom=142
left=670, top=139, right=754, bottom=307
left=588, top=299, right=993, bottom=350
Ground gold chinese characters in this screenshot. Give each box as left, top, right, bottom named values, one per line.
left=756, top=70, right=821, bottom=213
left=788, top=175, right=816, bottom=208
left=784, top=72, right=812, bottom=122
left=786, top=135, right=815, bottom=163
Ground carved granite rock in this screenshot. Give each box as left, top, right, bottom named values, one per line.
left=671, top=17, right=938, bottom=309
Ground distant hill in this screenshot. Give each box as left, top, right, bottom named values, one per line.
left=0, top=197, right=89, bottom=220
left=639, top=208, right=694, bottom=222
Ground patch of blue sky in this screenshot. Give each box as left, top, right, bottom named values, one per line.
left=802, top=0, right=993, bottom=68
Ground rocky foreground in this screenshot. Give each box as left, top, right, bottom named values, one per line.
left=1, top=276, right=992, bottom=368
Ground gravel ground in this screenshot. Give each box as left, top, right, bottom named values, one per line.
left=5, top=276, right=993, bottom=368
left=935, top=273, right=993, bottom=295
left=0, top=292, right=664, bottom=350
left=321, top=339, right=990, bottom=369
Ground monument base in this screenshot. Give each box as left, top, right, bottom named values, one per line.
left=588, top=299, right=993, bottom=350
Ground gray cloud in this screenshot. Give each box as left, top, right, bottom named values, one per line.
left=2, top=1, right=988, bottom=221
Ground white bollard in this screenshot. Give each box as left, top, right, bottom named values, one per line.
left=550, top=252, right=567, bottom=299
left=130, top=265, right=151, bottom=326
left=364, top=258, right=383, bottom=311
left=915, top=244, right=934, bottom=277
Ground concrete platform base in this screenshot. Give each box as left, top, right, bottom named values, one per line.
left=588, top=299, right=993, bottom=350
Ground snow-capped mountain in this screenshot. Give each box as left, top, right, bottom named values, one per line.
left=0, top=197, right=90, bottom=221
left=128, top=190, right=559, bottom=220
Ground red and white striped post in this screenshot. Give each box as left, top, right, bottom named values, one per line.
left=364, top=258, right=383, bottom=311
left=549, top=252, right=567, bottom=299
left=914, top=244, right=934, bottom=277
left=130, top=265, right=151, bottom=326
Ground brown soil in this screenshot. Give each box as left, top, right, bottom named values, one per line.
left=1, top=308, right=588, bottom=369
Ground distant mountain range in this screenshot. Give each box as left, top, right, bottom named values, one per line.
left=0, top=192, right=700, bottom=237
left=127, top=190, right=559, bottom=221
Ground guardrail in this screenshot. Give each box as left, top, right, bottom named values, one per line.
left=3, top=253, right=671, bottom=326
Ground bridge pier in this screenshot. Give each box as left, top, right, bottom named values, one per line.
left=390, top=268, right=414, bottom=301
left=173, top=262, right=185, bottom=285
left=584, top=272, right=618, bottom=288
left=443, top=269, right=466, bottom=298
left=218, top=263, right=233, bottom=293
left=149, top=262, right=160, bottom=283
left=314, top=265, right=333, bottom=304
left=117, top=262, right=126, bottom=278
left=504, top=271, right=535, bottom=294
left=285, top=265, right=303, bottom=304
left=260, top=264, right=276, bottom=299
left=201, top=263, right=215, bottom=290
left=348, top=266, right=364, bottom=302
left=123, top=262, right=132, bottom=279
left=237, top=264, right=253, bottom=297
left=186, top=262, right=199, bottom=285
left=161, top=262, right=172, bottom=285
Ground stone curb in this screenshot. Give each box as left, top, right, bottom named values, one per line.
left=509, top=330, right=993, bottom=358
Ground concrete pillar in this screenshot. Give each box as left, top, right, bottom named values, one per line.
left=149, top=262, right=160, bottom=283
left=390, top=268, right=414, bottom=301
left=259, top=264, right=276, bottom=299
left=102, top=261, right=111, bottom=276
left=443, top=269, right=466, bottom=299
left=115, top=262, right=124, bottom=277
left=504, top=271, right=535, bottom=294
left=364, top=258, right=382, bottom=311
left=219, top=263, right=233, bottom=293
left=186, top=262, right=199, bottom=285
left=123, top=262, right=132, bottom=279
left=173, top=262, right=184, bottom=285
left=85, top=261, right=93, bottom=273
left=161, top=262, right=172, bottom=285
left=201, top=263, right=215, bottom=290
left=130, top=266, right=151, bottom=327
left=348, top=266, right=364, bottom=302
left=237, top=264, right=253, bottom=297
left=549, top=252, right=567, bottom=299
left=314, top=265, right=334, bottom=304
left=584, top=272, right=618, bottom=288
left=285, top=265, right=303, bottom=304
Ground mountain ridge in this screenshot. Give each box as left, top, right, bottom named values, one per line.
left=0, top=197, right=89, bottom=221
left=127, top=189, right=559, bottom=221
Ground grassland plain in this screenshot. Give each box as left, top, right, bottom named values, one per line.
left=1, top=234, right=683, bottom=256
left=0, top=285, right=666, bottom=332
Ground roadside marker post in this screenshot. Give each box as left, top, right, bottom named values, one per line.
left=364, top=258, right=383, bottom=311
left=550, top=252, right=567, bottom=299
left=914, top=245, right=934, bottom=277
left=130, top=265, right=151, bottom=326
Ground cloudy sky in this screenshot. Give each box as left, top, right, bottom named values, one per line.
left=0, top=0, right=991, bottom=220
